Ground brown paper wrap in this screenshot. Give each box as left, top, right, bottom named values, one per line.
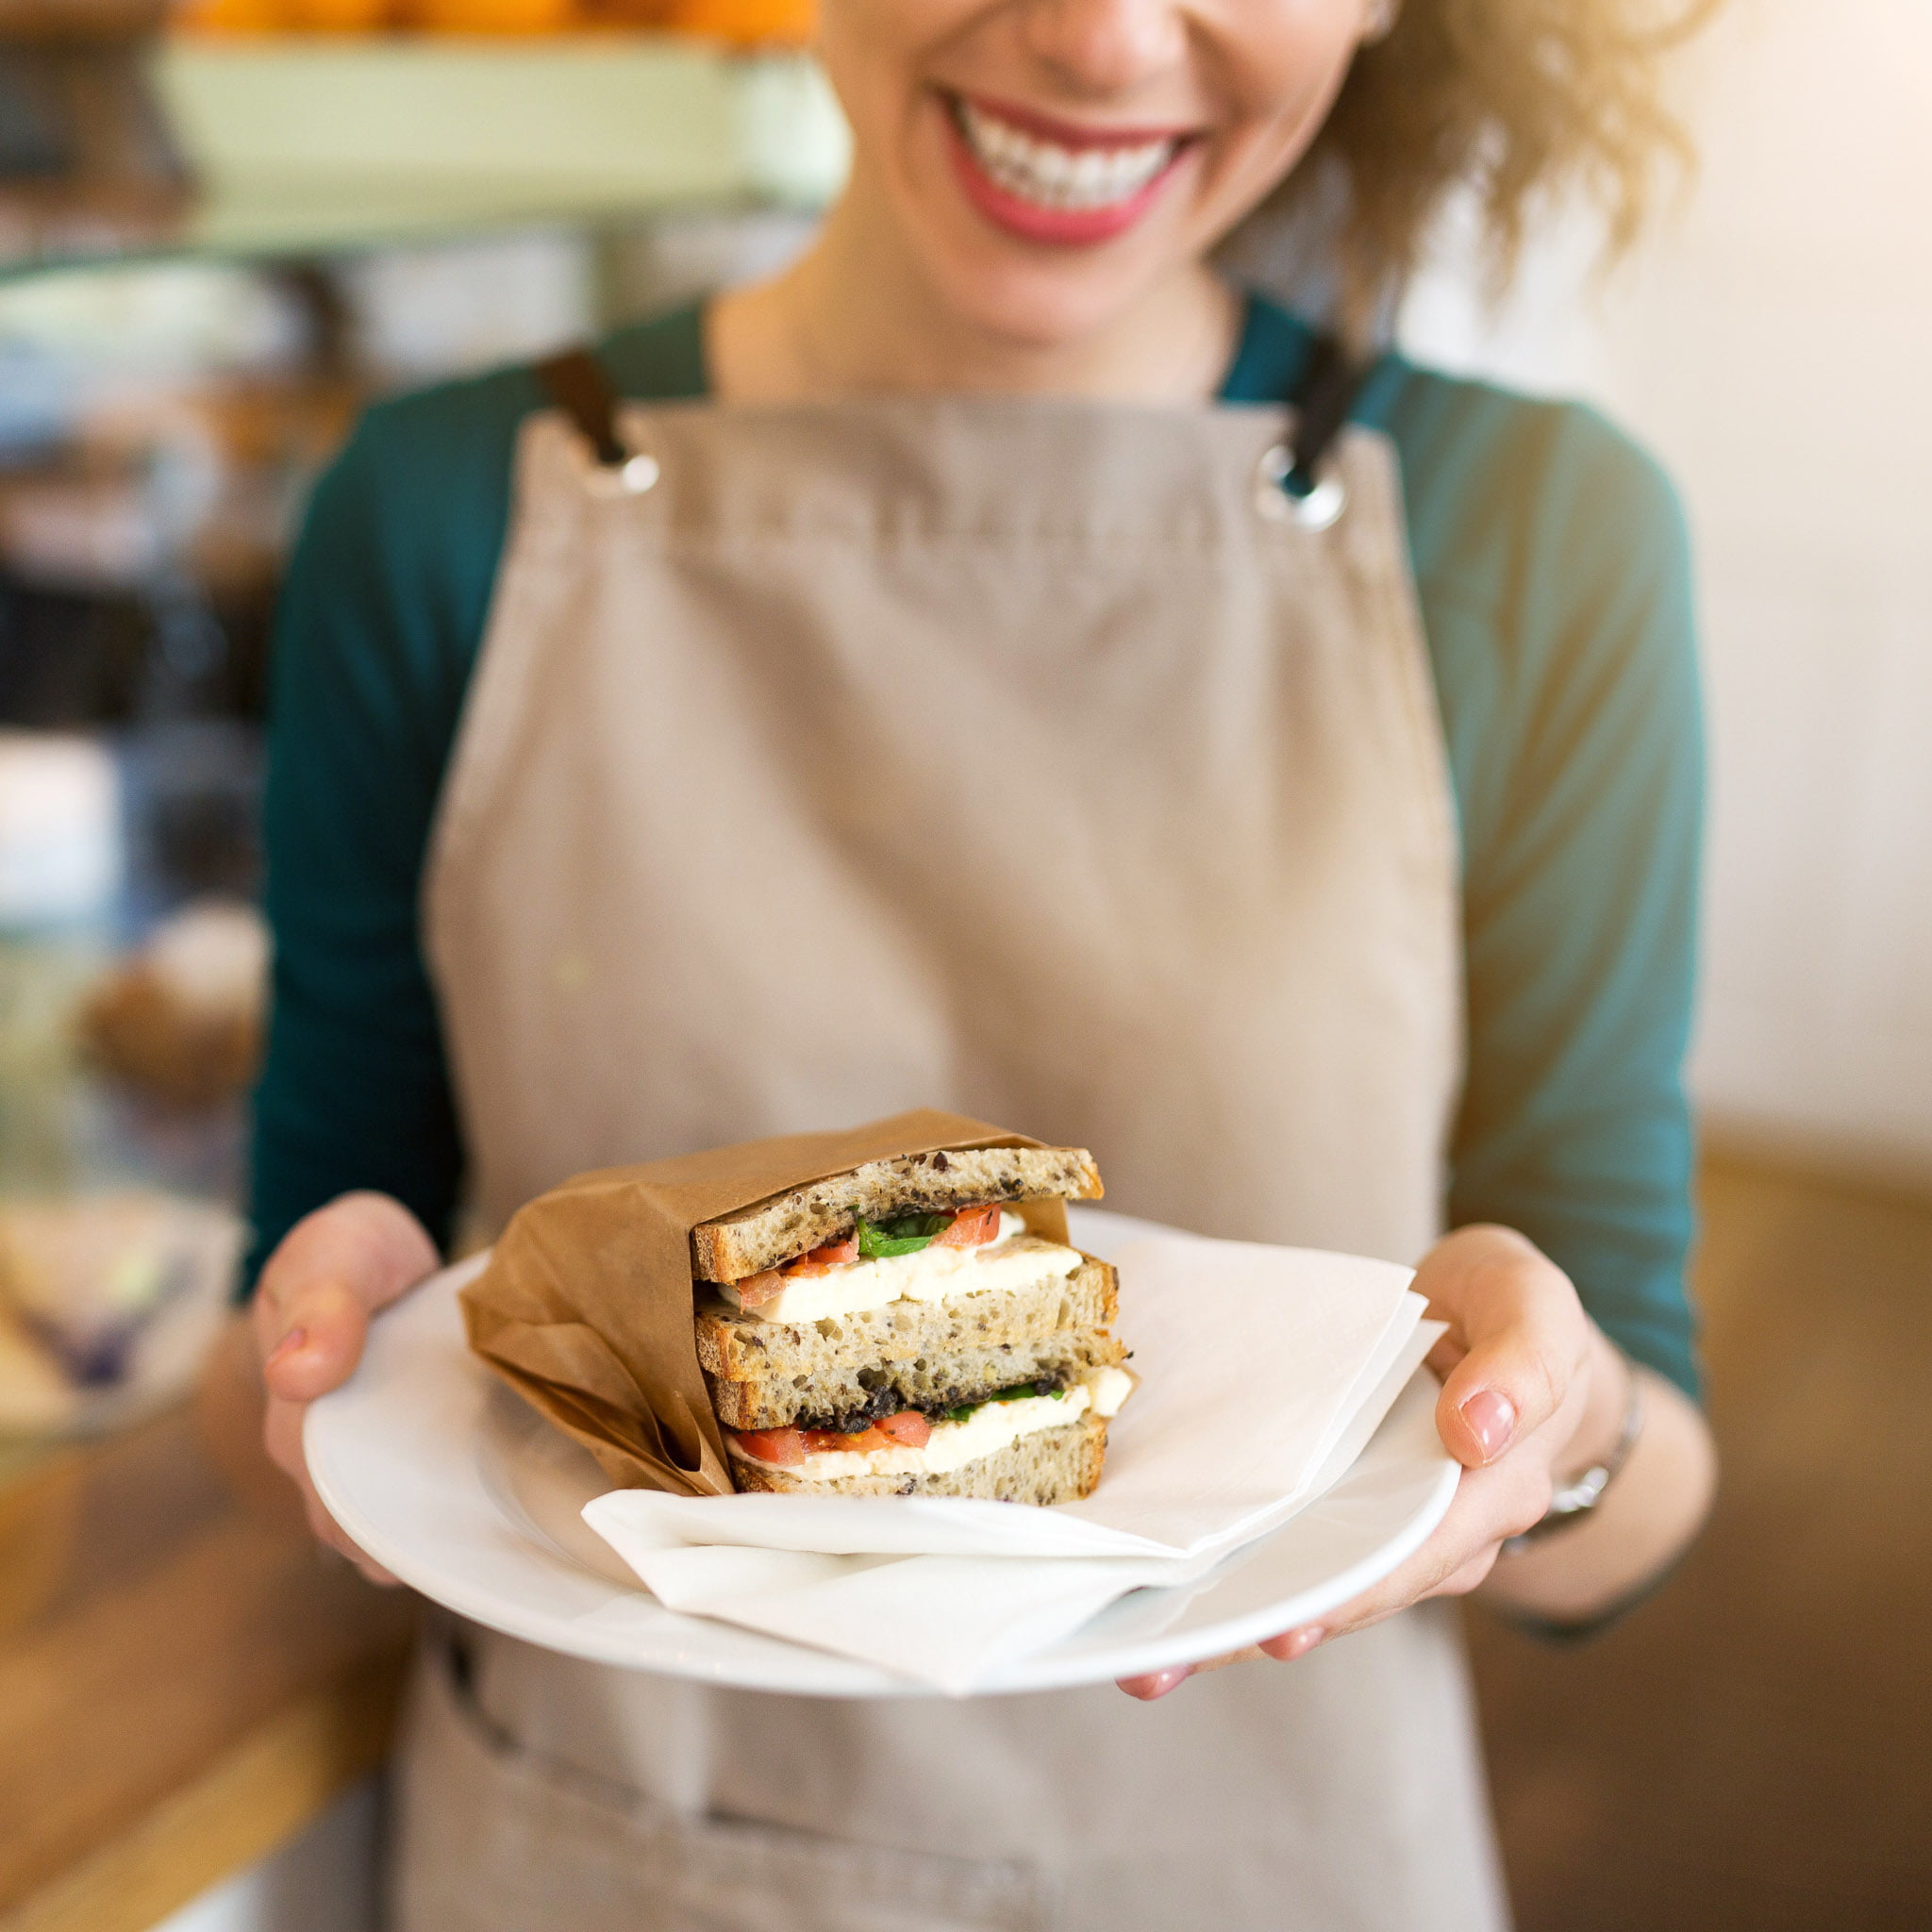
left=459, top=1109, right=1072, bottom=1496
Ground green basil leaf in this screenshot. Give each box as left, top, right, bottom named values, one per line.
left=855, top=1213, right=948, bottom=1258
left=884, top=1212, right=949, bottom=1239
left=935, top=1380, right=1063, bottom=1427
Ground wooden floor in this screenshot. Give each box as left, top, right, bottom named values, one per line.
left=1470, top=1154, right=1932, bottom=1931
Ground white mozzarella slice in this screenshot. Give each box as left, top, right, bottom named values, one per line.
left=724, top=1209, right=1081, bottom=1324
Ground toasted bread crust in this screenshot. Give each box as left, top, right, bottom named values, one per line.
left=728, top=1413, right=1108, bottom=1502
left=704, top=1325, right=1126, bottom=1432
left=695, top=1256, right=1118, bottom=1382
left=689, top=1145, right=1102, bottom=1283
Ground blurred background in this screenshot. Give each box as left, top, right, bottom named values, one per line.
left=0, top=2, right=1924, bottom=1929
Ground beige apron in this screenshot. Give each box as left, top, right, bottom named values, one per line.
left=402, top=390, right=1509, bottom=1931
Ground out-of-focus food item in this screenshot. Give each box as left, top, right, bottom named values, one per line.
left=280, top=0, right=392, bottom=28
left=174, top=0, right=815, bottom=35
left=0, top=1187, right=240, bottom=1388
left=659, top=0, right=813, bottom=42
left=170, top=0, right=290, bottom=29
left=79, top=898, right=267, bottom=1108
left=0, top=1189, right=241, bottom=1437
left=402, top=0, right=578, bottom=30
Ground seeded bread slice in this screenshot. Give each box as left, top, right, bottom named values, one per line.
left=696, top=1257, right=1118, bottom=1384
left=690, top=1144, right=1102, bottom=1283
left=728, top=1413, right=1108, bottom=1503
left=705, top=1324, right=1127, bottom=1432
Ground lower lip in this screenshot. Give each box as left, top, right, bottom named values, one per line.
left=941, top=106, right=1185, bottom=247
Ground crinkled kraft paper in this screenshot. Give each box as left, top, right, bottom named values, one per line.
left=459, top=1109, right=1070, bottom=1497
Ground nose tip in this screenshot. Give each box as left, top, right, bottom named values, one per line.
left=1017, top=0, right=1189, bottom=94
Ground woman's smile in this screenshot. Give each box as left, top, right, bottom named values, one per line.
left=788, top=0, right=1377, bottom=373
left=943, top=91, right=1197, bottom=244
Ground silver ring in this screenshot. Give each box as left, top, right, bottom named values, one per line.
left=1254, top=443, right=1346, bottom=531
left=584, top=450, right=660, bottom=498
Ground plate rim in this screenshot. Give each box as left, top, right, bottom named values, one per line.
left=306, top=1215, right=1460, bottom=1697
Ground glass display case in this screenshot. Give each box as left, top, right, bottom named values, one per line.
left=0, top=37, right=841, bottom=1932
left=2, top=32, right=846, bottom=275
left=0, top=22, right=845, bottom=1446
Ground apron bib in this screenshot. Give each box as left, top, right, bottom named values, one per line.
left=404, top=388, right=1507, bottom=1932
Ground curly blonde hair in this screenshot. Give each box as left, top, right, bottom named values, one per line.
left=1262, top=0, right=1719, bottom=339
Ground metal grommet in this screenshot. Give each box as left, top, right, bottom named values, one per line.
left=1254, top=442, right=1346, bottom=532
left=583, top=450, right=660, bottom=498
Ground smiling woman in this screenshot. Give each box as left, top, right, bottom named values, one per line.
left=232, top=0, right=1721, bottom=1927
left=717, top=0, right=1375, bottom=379
left=714, top=0, right=1713, bottom=393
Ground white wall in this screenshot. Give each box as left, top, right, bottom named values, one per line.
left=1400, top=0, right=1932, bottom=1185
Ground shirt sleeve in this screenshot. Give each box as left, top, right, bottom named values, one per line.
left=245, top=370, right=536, bottom=1287
left=1418, top=394, right=1705, bottom=1398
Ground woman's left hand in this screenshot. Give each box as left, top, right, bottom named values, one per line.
left=1117, top=1223, right=1616, bottom=1700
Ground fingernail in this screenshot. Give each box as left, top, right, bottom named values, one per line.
left=1263, top=1624, right=1326, bottom=1661
left=1459, top=1389, right=1518, bottom=1461
left=1126, top=1666, right=1190, bottom=1700
left=266, top=1326, right=308, bottom=1369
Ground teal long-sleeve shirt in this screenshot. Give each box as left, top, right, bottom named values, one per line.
left=250, top=294, right=1704, bottom=1398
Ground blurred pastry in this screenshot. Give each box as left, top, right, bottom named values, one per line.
left=79, top=899, right=267, bottom=1109
left=0, top=1188, right=242, bottom=1391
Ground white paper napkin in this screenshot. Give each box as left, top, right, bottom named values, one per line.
left=585, top=1231, right=1448, bottom=1692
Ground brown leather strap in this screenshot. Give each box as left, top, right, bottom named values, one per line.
left=1286, top=334, right=1372, bottom=496
left=532, top=348, right=625, bottom=466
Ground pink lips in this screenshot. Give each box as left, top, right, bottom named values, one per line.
left=941, top=94, right=1191, bottom=247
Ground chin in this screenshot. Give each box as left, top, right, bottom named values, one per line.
left=924, top=251, right=1172, bottom=353
left=888, top=125, right=1215, bottom=358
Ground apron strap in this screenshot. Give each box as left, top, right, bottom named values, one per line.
left=533, top=332, right=1366, bottom=510
left=533, top=348, right=627, bottom=467
left=1284, top=334, right=1373, bottom=499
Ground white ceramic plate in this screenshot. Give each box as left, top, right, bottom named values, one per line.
left=306, top=1208, right=1459, bottom=1697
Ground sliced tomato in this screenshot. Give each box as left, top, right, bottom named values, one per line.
left=731, top=1268, right=787, bottom=1308
left=788, top=1408, right=931, bottom=1457
left=934, top=1203, right=1003, bottom=1248
left=730, top=1425, right=808, bottom=1466
left=802, top=1425, right=882, bottom=1454
left=783, top=1232, right=860, bottom=1278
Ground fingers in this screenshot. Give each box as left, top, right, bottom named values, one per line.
left=1117, top=1665, right=1191, bottom=1700
left=263, top=1387, right=399, bottom=1584
left=1116, top=1629, right=1326, bottom=1699
left=255, top=1193, right=440, bottom=1341
left=1412, top=1225, right=1591, bottom=1471
left=1287, top=1455, right=1546, bottom=1646
left=260, top=1278, right=377, bottom=1403
left=240, top=1193, right=434, bottom=1578
left=1116, top=1496, right=1511, bottom=1701
left=303, top=1495, right=400, bottom=1587
left=252, top=1191, right=440, bottom=1395
left=1257, top=1624, right=1327, bottom=1662
left=1119, top=1228, right=1594, bottom=1708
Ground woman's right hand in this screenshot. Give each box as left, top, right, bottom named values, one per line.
left=249, top=1191, right=441, bottom=1582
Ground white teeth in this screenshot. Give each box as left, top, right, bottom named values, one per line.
left=957, top=98, right=1176, bottom=213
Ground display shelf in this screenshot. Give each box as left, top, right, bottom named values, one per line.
left=3, top=36, right=848, bottom=275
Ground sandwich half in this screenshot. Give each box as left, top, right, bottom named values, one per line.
left=692, top=1144, right=1133, bottom=1503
